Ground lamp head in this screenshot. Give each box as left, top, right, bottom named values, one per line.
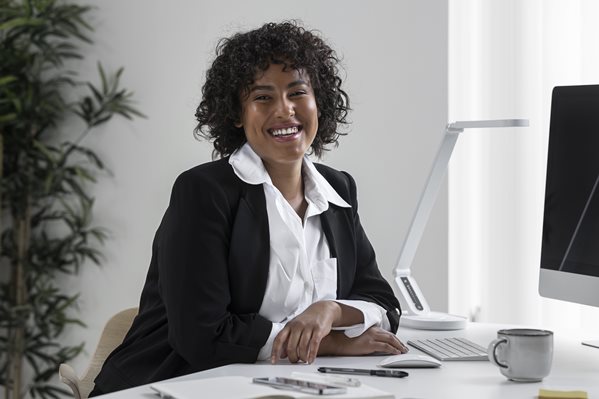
left=447, top=119, right=529, bottom=133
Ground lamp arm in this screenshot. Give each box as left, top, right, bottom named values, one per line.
left=394, top=126, right=461, bottom=275
left=392, top=119, right=529, bottom=317
left=393, top=126, right=461, bottom=315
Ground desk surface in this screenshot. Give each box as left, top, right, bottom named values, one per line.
left=97, top=322, right=599, bottom=399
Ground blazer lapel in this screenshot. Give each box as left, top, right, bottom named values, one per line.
left=320, top=206, right=356, bottom=298
left=228, top=184, right=271, bottom=313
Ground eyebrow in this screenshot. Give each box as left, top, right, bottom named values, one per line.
left=249, top=80, right=309, bottom=93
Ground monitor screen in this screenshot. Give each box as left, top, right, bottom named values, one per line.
left=539, top=84, right=599, bottom=308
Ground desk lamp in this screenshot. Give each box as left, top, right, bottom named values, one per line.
left=394, top=119, right=529, bottom=330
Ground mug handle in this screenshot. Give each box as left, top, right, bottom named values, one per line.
left=487, top=338, right=508, bottom=368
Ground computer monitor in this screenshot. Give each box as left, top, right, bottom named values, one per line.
left=539, top=84, right=599, bottom=348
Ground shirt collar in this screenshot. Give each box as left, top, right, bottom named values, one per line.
left=301, top=156, right=351, bottom=211
left=229, top=142, right=272, bottom=185
left=229, top=143, right=351, bottom=211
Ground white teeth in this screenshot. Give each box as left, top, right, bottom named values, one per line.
left=271, top=126, right=299, bottom=136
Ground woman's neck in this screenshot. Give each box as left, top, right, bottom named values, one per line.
left=265, top=161, right=308, bottom=219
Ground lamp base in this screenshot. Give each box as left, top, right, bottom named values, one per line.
left=400, top=311, right=468, bottom=330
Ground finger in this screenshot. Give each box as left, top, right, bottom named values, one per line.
left=280, top=347, right=288, bottom=359
left=389, top=335, right=409, bottom=353
left=380, top=342, right=403, bottom=354
left=398, top=340, right=409, bottom=353
left=297, top=329, right=313, bottom=363
left=365, top=337, right=403, bottom=355
left=271, top=329, right=290, bottom=364
left=307, top=333, right=323, bottom=364
left=375, top=330, right=409, bottom=353
left=387, top=337, right=408, bottom=354
left=366, top=332, right=405, bottom=355
left=286, top=329, right=303, bottom=363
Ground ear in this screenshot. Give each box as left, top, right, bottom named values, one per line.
left=234, top=111, right=243, bottom=128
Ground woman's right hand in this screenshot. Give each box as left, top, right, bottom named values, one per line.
left=318, top=326, right=409, bottom=356
left=271, top=301, right=340, bottom=364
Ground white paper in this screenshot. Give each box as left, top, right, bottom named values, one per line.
left=150, top=376, right=393, bottom=399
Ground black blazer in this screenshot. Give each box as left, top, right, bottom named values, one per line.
left=93, top=157, right=401, bottom=394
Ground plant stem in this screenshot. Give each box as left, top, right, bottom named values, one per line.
left=8, top=208, right=31, bottom=399
left=0, top=133, right=3, bottom=256
left=62, top=127, right=92, bottom=161
left=1, top=132, right=8, bottom=399
left=6, top=127, right=32, bottom=398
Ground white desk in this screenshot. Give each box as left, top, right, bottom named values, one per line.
left=97, top=322, right=599, bottom=398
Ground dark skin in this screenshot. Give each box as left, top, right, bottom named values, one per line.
left=272, top=301, right=408, bottom=364
left=237, top=64, right=408, bottom=364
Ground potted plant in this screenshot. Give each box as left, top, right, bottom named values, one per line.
left=0, top=1, right=143, bottom=397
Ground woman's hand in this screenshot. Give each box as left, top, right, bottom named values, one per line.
left=319, top=326, right=409, bottom=357
left=271, top=301, right=342, bottom=364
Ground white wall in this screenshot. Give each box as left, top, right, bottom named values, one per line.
left=449, top=0, right=599, bottom=334
left=448, top=0, right=535, bottom=323
left=60, top=0, right=448, bottom=374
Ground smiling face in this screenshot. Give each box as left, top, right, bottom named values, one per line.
left=237, top=63, right=319, bottom=173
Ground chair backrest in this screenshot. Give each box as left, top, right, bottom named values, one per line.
left=76, top=307, right=138, bottom=398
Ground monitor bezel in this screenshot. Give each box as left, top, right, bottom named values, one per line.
left=539, top=268, right=599, bottom=307
left=539, top=84, right=599, bottom=309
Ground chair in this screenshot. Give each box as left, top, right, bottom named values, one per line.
left=59, top=307, right=138, bottom=399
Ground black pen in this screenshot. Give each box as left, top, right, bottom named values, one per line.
left=318, top=367, right=408, bottom=378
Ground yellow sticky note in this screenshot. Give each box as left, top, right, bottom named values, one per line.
left=538, top=388, right=588, bottom=399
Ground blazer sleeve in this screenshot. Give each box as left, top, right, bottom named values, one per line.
left=157, top=169, right=272, bottom=369
left=343, top=171, right=401, bottom=333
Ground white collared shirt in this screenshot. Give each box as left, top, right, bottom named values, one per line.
left=229, top=143, right=390, bottom=360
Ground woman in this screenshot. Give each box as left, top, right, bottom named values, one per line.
left=91, top=21, right=407, bottom=396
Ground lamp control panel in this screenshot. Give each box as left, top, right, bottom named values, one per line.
left=400, top=276, right=424, bottom=311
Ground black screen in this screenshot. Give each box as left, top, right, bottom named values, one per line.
left=541, top=85, right=599, bottom=277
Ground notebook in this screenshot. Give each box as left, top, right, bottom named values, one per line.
left=150, top=376, right=393, bottom=399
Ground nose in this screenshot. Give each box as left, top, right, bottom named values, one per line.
left=275, top=96, right=295, bottom=118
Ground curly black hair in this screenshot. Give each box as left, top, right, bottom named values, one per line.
left=194, top=21, right=350, bottom=159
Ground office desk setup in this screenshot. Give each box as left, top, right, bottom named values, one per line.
left=96, top=322, right=599, bottom=399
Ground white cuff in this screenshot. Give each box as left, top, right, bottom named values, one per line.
left=257, top=322, right=285, bottom=361
left=332, top=300, right=391, bottom=338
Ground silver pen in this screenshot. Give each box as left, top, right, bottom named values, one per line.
left=318, top=367, right=409, bottom=378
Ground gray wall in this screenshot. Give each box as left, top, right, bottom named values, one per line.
left=61, top=0, right=448, bottom=373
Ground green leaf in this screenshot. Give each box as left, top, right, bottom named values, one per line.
left=0, top=17, right=44, bottom=31
left=0, top=113, right=17, bottom=123
left=91, top=114, right=112, bottom=126
left=0, top=75, right=18, bottom=86
left=86, top=82, right=103, bottom=103
left=72, top=166, right=96, bottom=183
left=32, top=140, right=58, bottom=163
left=98, top=62, right=108, bottom=94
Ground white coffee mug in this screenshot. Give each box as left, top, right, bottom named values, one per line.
left=487, top=328, right=553, bottom=382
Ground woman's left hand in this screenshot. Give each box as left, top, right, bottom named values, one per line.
left=271, top=301, right=341, bottom=364
left=319, top=326, right=409, bottom=356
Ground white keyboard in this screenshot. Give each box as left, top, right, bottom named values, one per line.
left=407, top=337, right=488, bottom=361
